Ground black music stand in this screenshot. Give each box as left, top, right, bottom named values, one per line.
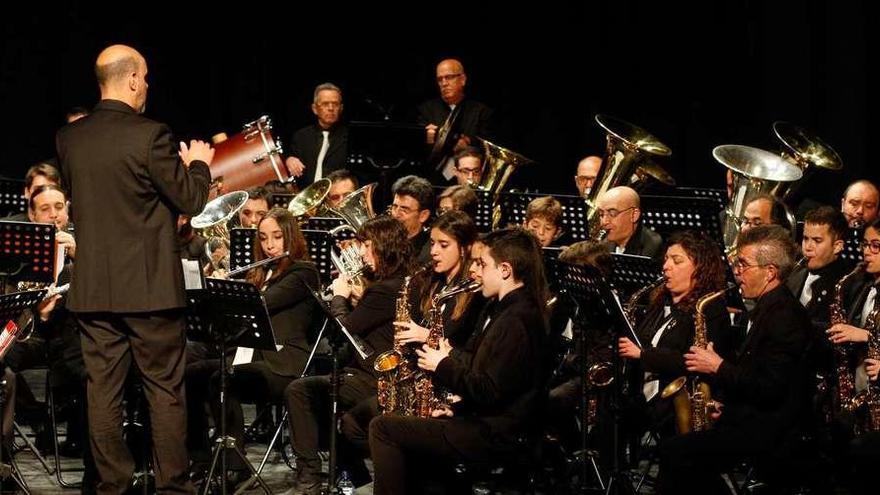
left=0, top=178, right=26, bottom=219
left=0, top=221, right=56, bottom=293
left=499, top=192, right=590, bottom=241
left=185, top=279, right=277, bottom=495
left=1, top=289, right=47, bottom=494
left=229, top=228, right=257, bottom=272
left=841, top=227, right=865, bottom=264
left=347, top=121, right=425, bottom=206
left=609, top=254, right=662, bottom=302
left=639, top=194, right=724, bottom=243
left=673, top=187, right=726, bottom=213
left=269, top=193, right=295, bottom=210
left=301, top=229, right=338, bottom=286
left=560, top=262, right=641, bottom=495
left=304, top=216, right=346, bottom=233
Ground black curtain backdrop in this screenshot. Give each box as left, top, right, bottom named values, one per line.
left=1, top=1, right=876, bottom=206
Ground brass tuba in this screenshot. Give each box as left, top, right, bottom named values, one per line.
left=713, top=145, right=802, bottom=253
left=661, top=289, right=726, bottom=434
left=328, top=182, right=377, bottom=234
left=191, top=190, right=249, bottom=246
left=473, top=138, right=534, bottom=227
left=771, top=121, right=842, bottom=202
left=587, top=115, right=672, bottom=240
left=287, top=178, right=331, bottom=220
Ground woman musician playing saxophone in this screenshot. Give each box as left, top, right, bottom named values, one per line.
left=617, top=230, right=733, bottom=440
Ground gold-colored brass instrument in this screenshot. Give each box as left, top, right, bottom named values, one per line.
left=829, top=261, right=867, bottom=414
left=472, top=138, right=534, bottom=227
left=328, top=182, right=377, bottom=234
left=287, top=178, right=331, bottom=219
left=771, top=121, right=843, bottom=201
left=412, top=279, right=482, bottom=417
left=713, top=145, right=802, bottom=252
left=661, top=289, right=726, bottom=435
left=191, top=190, right=249, bottom=248
left=861, top=299, right=880, bottom=431
left=375, top=273, right=418, bottom=414
left=587, top=115, right=672, bottom=240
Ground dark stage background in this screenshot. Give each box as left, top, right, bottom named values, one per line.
left=1, top=1, right=876, bottom=207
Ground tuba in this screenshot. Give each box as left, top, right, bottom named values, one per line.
left=287, top=178, right=331, bottom=220
left=328, top=182, right=377, bottom=234
left=473, top=138, right=534, bottom=228
left=661, top=289, right=726, bottom=435
left=587, top=115, right=672, bottom=240
left=713, top=145, right=802, bottom=253
left=771, top=121, right=842, bottom=202
left=191, top=190, right=249, bottom=248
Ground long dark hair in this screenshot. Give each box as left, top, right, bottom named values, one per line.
left=481, top=227, right=550, bottom=315
left=418, top=211, right=478, bottom=320
left=357, top=216, right=411, bottom=281
left=247, top=208, right=310, bottom=287
left=652, top=230, right=726, bottom=311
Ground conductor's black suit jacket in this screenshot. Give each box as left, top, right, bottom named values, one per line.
left=57, top=99, right=211, bottom=313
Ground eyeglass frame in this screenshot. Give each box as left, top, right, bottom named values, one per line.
left=861, top=239, right=880, bottom=255
left=597, top=206, right=636, bottom=219
left=436, top=73, right=463, bottom=84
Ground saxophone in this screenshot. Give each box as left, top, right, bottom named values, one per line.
left=375, top=274, right=417, bottom=414
left=829, top=262, right=866, bottom=413
left=661, top=289, right=725, bottom=434
left=858, top=293, right=880, bottom=431
left=411, top=279, right=482, bottom=418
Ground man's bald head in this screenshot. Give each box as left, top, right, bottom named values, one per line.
left=436, top=58, right=467, bottom=105
left=602, top=186, right=640, bottom=209
left=95, top=45, right=149, bottom=112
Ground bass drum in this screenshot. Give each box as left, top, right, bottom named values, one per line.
left=209, top=115, right=292, bottom=195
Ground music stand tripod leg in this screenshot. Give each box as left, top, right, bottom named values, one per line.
left=200, top=328, right=272, bottom=495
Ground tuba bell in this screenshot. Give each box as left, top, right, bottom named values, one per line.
left=288, top=178, right=331, bottom=220
left=191, top=190, right=250, bottom=247
left=473, top=138, right=534, bottom=227
left=771, top=121, right=843, bottom=201
left=587, top=115, right=672, bottom=240
left=714, top=145, right=802, bottom=252
left=328, top=182, right=377, bottom=234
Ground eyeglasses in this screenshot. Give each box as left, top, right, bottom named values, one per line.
left=456, top=167, right=482, bottom=177
left=732, top=258, right=771, bottom=272
left=436, top=73, right=463, bottom=84
left=574, top=175, right=596, bottom=184
left=597, top=206, right=635, bottom=219
left=741, top=217, right=766, bottom=228
left=315, top=101, right=342, bottom=109
left=861, top=239, right=880, bottom=254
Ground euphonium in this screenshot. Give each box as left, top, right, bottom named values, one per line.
left=661, top=289, right=726, bottom=435
left=829, top=261, right=867, bottom=413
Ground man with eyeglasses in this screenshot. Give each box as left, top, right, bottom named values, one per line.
left=417, top=58, right=494, bottom=182
left=390, top=175, right=434, bottom=264
left=661, top=225, right=810, bottom=494
left=824, top=217, right=880, bottom=493
left=840, top=179, right=879, bottom=229
left=596, top=186, right=662, bottom=263
left=574, top=155, right=602, bottom=198
left=285, top=82, right=349, bottom=186
left=739, top=193, right=792, bottom=233
left=452, top=146, right=485, bottom=187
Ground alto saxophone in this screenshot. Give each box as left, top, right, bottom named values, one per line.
left=829, top=262, right=867, bottom=413
left=661, top=289, right=726, bottom=435
left=411, top=279, right=481, bottom=418
left=375, top=274, right=417, bottom=414
left=856, top=293, right=880, bottom=431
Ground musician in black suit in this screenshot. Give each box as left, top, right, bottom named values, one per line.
left=417, top=58, right=494, bottom=182
left=285, top=83, right=349, bottom=186
left=281, top=216, right=410, bottom=495
left=56, top=44, right=214, bottom=494
left=597, top=186, right=663, bottom=263
left=827, top=218, right=880, bottom=494
left=369, top=227, right=549, bottom=495
left=660, top=225, right=811, bottom=494
left=618, top=231, right=733, bottom=438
